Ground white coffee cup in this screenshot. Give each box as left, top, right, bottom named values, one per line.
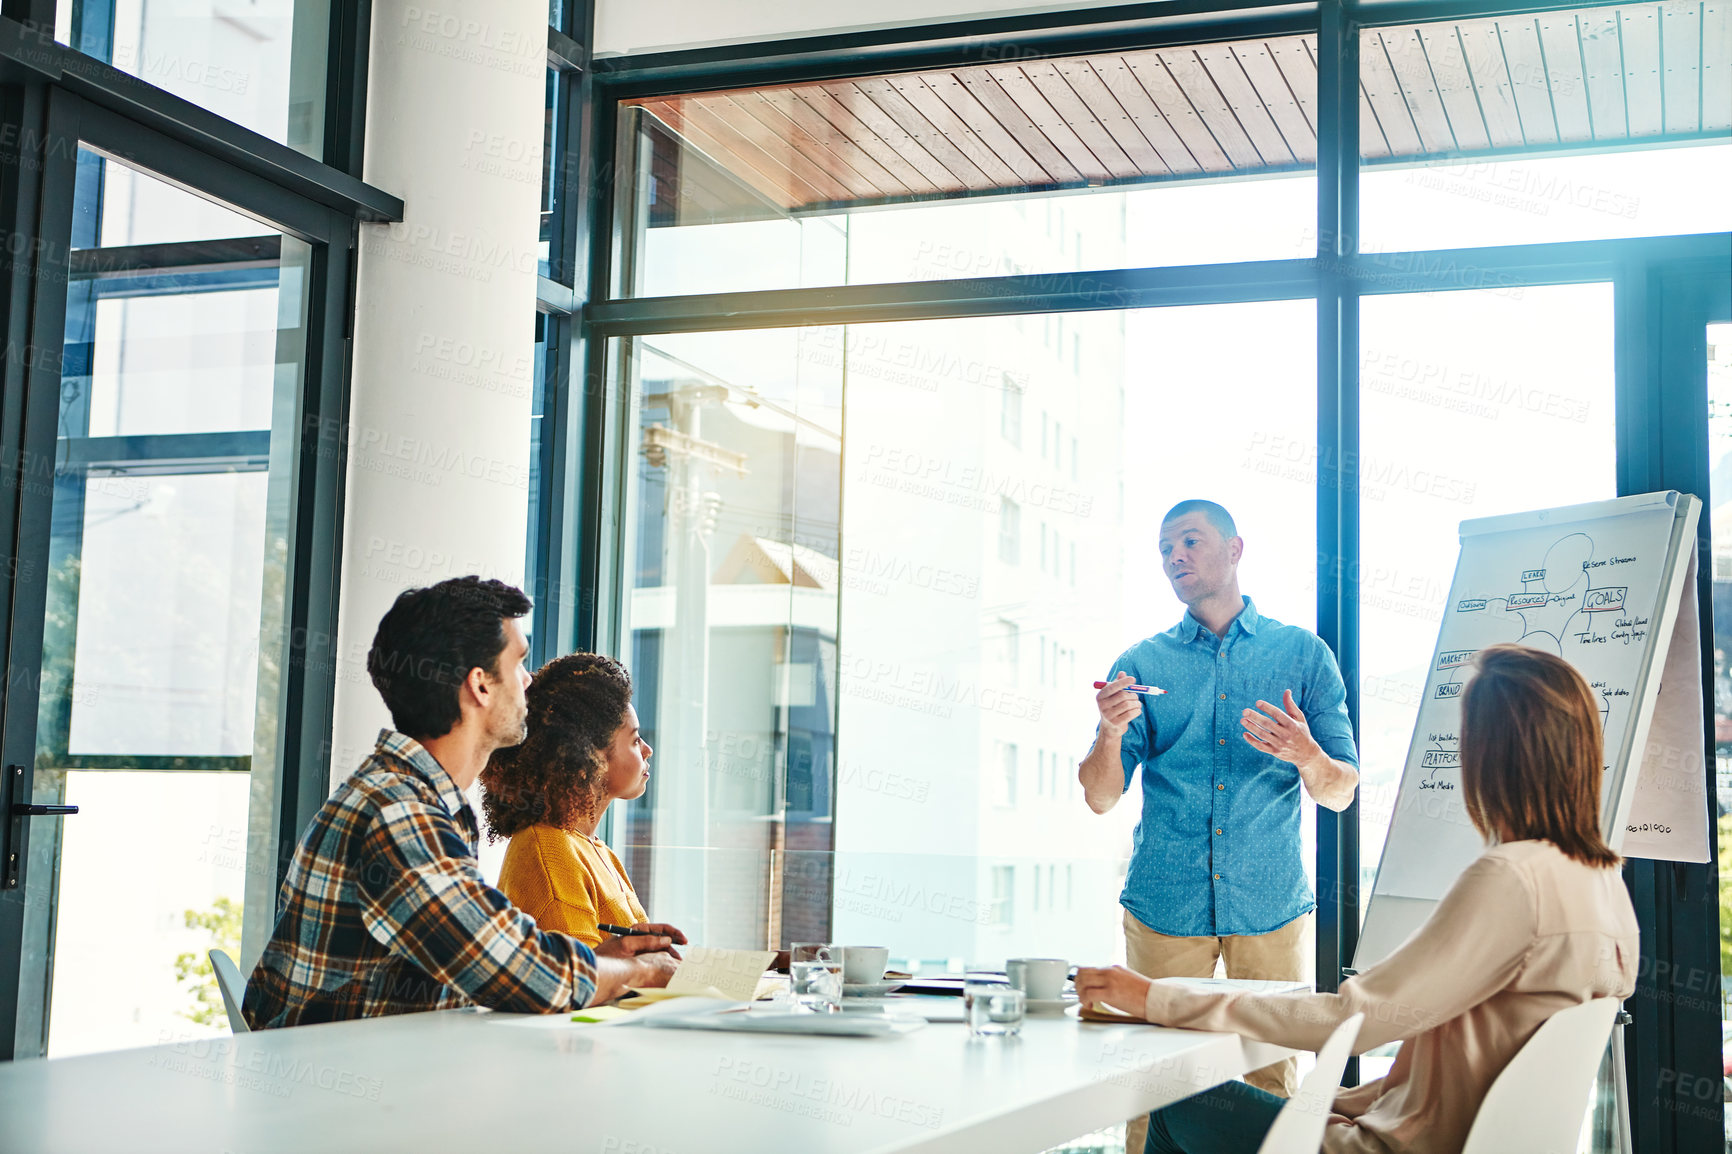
left=841, top=946, right=890, bottom=985
left=1006, top=957, right=1069, bottom=1002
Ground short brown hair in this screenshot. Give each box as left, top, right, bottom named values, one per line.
left=1459, top=644, right=1619, bottom=868
left=480, top=653, right=633, bottom=840
left=1161, top=499, right=1237, bottom=539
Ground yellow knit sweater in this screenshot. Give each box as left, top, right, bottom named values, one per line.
left=496, top=824, right=648, bottom=948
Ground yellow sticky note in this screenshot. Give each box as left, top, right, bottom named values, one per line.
left=570, top=1006, right=633, bottom=1024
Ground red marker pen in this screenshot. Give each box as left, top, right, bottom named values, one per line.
left=1093, top=680, right=1167, bottom=696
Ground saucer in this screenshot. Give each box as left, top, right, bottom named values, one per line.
left=842, top=980, right=906, bottom=997
left=1024, top=995, right=1079, bottom=1011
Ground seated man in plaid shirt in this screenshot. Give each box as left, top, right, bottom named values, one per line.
left=243, top=577, right=680, bottom=1028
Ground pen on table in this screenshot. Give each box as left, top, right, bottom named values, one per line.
left=1092, top=680, right=1167, bottom=696
left=597, top=923, right=652, bottom=937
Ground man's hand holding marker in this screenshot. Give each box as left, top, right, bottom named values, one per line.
left=1093, top=671, right=1163, bottom=739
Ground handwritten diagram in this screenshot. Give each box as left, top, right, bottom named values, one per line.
left=1372, top=497, right=1688, bottom=907
left=1431, top=533, right=1649, bottom=736
left=1364, top=493, right=1701, bottom=962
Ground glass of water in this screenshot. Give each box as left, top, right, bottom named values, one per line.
left=964, top=975, right=1025, bottom=1037
left=790, top=943, right=842, bottom=1012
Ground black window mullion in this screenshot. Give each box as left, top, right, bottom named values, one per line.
left=0, top=81, right=81, bottom=1062
left=1615, top=257, right=1731, bottom=1154
left=1315, top=0, right=1361, bottom=1034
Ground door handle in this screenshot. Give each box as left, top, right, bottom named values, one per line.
left=2, top=764, right=74, bottom=889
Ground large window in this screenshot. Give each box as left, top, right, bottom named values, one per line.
left=20, top=150, right=314, bottom=1058
left=1356, top=284, right=1619, bottom=923
left=607, top=298, right=1317, bottom=965
left=545, top=5, right=1732, bottom=1151
left=54, top=0, right=335, bottom=157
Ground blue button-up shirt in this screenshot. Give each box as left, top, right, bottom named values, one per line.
left=1109, top=597, right=1357, bottom=938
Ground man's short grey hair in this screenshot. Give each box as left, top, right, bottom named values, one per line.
left=1161, top=500, right=1238, bottom=539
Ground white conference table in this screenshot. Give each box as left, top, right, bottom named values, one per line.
left=0, top=996, right=1293, bottom=1154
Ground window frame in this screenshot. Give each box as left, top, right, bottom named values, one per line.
left=567, top=5, right=1730, bottom=1148
left=0, top=6, right=398, bottom=1060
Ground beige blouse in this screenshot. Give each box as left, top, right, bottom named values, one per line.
left=1142, top=839, right=1639, bottom=1154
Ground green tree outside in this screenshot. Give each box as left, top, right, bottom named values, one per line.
left=173, top=896, right=243, bottom=1028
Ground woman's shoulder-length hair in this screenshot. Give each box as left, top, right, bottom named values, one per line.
left=1458, top=642, right=1620, bottom=869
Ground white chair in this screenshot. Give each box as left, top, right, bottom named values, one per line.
left=1256, top=1012, right=1365, bottom=1154
left=208, top=949, right=249, bottom=1034
left=1460, top=996, right=1620, bottom=1154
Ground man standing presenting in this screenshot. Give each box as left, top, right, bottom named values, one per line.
left=1080, top=500, right=1358, bottom=1134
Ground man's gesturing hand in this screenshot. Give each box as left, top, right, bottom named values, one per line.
left=1240, top=689, right=1323, bottom=766
left=1095, top=671, right=1142, bottom=739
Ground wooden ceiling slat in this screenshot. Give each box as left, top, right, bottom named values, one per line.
left=1456, top=22, right=1528, bottom=147
left=1231, top=39, right=1318, bottom=165
left=816, top=82, right=968, bottom=193
left=644, top=100, right=816, bottom=207
left=1417, top=25, right=1493, bottom=150
left=700, top=95, right=863, bottom=204
left=916, top=72, right=1056, bottom=185
left=1703, top=1, right=1731, bottom=130
left=788, top=86, right=942, bottom=196
left=635, top=11, right=1722, bottom=216
left=889, top=75, right=1032, bottom=187
left=1536, top=14, right=1596, bottom=141
left=1020, top=60, right=1143, bottom=178
left=1125, top=55, right=1235, bottom=170
left=1158, top=49, right=1267, bottom=167
left=1196, top=43, right=1299, bottom=165
left=1660, top=1, right=1705, bottom=133
left=1577, top=8, right=1631, bottom=138
left=1358, top=79, right=1395, bottom=157
left=1497, top=18, right=1562, bottom=144
left=1375, top=28, right=1460, bottom=153
left=729, top=92, right=888, bottom=201
left=1085, top=55, right=1204, bottom=173
left=1052, top=59, right=1174, bottom=176
left=983, top=65, right=1117, bottom=181
left=1359, top=30, right=1426, bottom=154
left=1282, top=36, right=1323, bottom=141
left=1620, top=6, right=1667, bottom=135
left=953, top=71, right=1087, bottom=183
left=851, top=78, right=997, bottom=190
left=759, top=89, right=909, bottom=198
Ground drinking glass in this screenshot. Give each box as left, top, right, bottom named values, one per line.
left=964, top=975, right=1025, bottom=1037
left=790, top=943, right=843, bottom=1012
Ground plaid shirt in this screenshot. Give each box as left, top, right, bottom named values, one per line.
left=243, top=729, right=597, bottom=1029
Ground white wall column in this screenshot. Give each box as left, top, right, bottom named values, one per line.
left=331, top=0, right=546, bottom=783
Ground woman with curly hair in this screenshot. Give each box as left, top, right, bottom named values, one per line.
left=483, top=652, right=685, bottom=951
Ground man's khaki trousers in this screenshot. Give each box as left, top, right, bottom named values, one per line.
left=1120, top=909, right=1312, bottom=1154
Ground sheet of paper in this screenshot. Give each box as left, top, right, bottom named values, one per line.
left=570, top=1006, right=633, bottom=1024
left=664, top=948, right=777, bottom=1002
left=1622, top=550, right=1711, bottom=862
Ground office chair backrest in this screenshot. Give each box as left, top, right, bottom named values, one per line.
left=1460, top=996, right=1620, bottom=1154
left=1255, top=1012, right=1365, bottom=1154
left=208, top=948, right=249, bottom=1034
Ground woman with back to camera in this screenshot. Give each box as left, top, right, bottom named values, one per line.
left=1075, top=643, right=1639, bottom=1154
left=483, top=653, right=685, bottom=952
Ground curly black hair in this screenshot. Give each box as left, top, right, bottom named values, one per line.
left=480, top=652, right=634, bottom=840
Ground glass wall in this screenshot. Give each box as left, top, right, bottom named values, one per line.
left=22, top=149, right=310, bottom=1057
left=1356, top=283, right=1619, bottom=924
left=609, top=298, right=1316, bottom=963
left=54, top=0, right=334, bottom=158
left=1357, top=5, right=1732, bottom=251
left=614, top=36, right=1321, bottom=298
left=563, top=8, right=1731, bottom=1149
